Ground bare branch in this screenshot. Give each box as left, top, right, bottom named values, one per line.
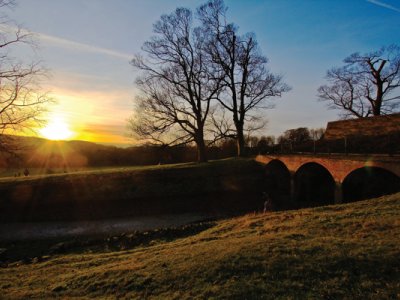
left=130, top=7, right=224, bottom=162
left=0, top=1, right=52, bottom=156
left=197, top=0, right=290, bottom=156
left=318, top=44, right=400, bottom=118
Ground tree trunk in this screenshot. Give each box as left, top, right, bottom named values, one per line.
left=373, top=80, right=383, bottom=116
left=195, top=135, right=208, bottom=163
left=236, top=123, right=246, bottom=157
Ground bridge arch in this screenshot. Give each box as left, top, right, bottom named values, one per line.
left=294, top=162, right=335, bottom=207
left=342, top=167, right=400, bottom=203
left=264, top=159, right=291, bottom=209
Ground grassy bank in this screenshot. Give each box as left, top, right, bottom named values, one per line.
left=1, top=193, right=399, bottom=299
left=0, top=158, right=265, bottom=222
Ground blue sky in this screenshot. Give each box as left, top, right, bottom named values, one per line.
left=6, top=0, right=400, bottom=145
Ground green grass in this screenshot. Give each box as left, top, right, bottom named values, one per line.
left=1, top=192, right=400, bottom=299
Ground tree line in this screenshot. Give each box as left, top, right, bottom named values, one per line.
left=0, top=128, right=324, bottom=170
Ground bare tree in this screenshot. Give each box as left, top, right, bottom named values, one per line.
left=0, top=0, right=51, bottom=154
left=130, top=7, right=222, bottom=163
left=197, top=0, right=290, bottom=157
left=318, top=45, right=400, bottom=118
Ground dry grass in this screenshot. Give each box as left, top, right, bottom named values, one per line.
left=1, top=193, right=400, bottom=299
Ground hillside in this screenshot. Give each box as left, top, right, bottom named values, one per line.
left=1, top=193, right=399, bottom=299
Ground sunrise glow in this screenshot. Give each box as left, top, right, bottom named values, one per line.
left=40, top=115, right=74, bottom=140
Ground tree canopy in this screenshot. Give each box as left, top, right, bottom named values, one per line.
left=130, top=0, right=289, bottom=161
left=130, top=7, right=222, bottom=162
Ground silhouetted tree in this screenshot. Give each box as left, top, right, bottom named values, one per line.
left=318, top=45, right=400, bottom=118
left=0, top=0, right=51, bottom=154
left=130, top=7, right=222, bottom=163
left=257, top=135, right=275, bottom=154
left=197, top=0, right=290, bottom=157
left=279, top=127, right=311, bottom=145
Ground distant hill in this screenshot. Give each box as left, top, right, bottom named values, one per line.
left=0, top=135, right=198, bottom=171
left=0, top=135, right=123, bottom=169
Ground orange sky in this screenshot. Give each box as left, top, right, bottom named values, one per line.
left=35, top=75, right=135, bottom=146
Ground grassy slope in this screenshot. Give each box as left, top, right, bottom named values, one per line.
left=0, top=158, right=265, bottom=222
left=1, top=193, right=400, bottom=299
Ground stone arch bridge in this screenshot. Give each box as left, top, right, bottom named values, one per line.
left=256, top=154, right=400, bottom=208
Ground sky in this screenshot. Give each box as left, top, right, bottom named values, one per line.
left=4, top=0, right=400, bottom=146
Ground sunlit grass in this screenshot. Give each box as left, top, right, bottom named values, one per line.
left=1, top=192, right=399, bottom=298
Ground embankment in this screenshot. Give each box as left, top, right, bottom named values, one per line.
left=0, top=158, right=265, bottom=222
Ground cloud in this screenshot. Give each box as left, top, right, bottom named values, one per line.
left=366, top=0, right=400, bottom=13
left=36, top=32, right=132, bottom=60
left=0, top=23, right=132, bottom=60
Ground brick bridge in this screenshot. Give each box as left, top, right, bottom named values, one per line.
left=255, top=154, right=400, bottom=208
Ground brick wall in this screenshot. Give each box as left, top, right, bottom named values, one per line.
left=324, top=113, right=400, bottom=140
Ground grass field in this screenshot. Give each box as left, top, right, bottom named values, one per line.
left=1, top=192, right=399, bottom=299
left=0, top=159, right=225, bottom=181
left=0, top=158, right=261, bottom=185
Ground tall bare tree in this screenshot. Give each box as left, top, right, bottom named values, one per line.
left=197, top=0, right=290, bottom=157
left=130, top=7, right=222, bottom=162
left=318, top=45, right=400, bottom=118
left=0, top=0, right=51, bottom=154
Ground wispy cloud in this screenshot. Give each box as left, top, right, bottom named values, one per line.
left=0, top=23, right=132, bottom=60
left=367, top=0, right=400, bottom=13
left=36, top=32, right=132, bottom=60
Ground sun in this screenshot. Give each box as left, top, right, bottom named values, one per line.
left=40, top=115, right=74, bottom=140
